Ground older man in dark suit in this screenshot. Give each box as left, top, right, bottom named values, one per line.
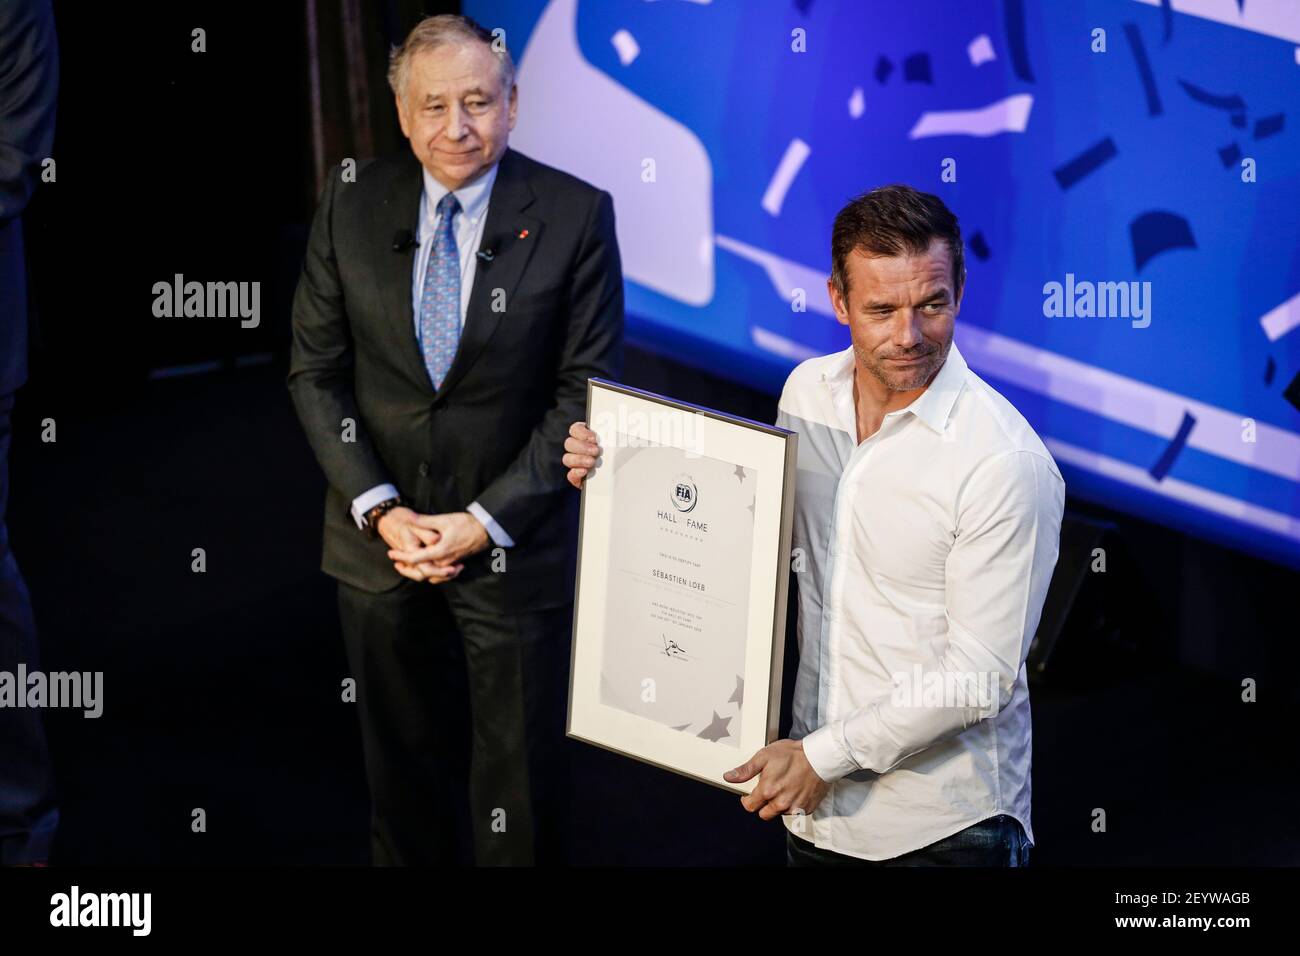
left=288, top=14, right=623, bottom=866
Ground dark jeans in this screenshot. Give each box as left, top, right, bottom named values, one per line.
left=786, top=814, right=1030, bottom=867
left=0, top=391, right=59, bottom=864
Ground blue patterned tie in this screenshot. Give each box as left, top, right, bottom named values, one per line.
left=419, top=192, right=461, bottom=389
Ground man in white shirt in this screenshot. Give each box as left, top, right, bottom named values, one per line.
left=563, top=184, right=1063, bottom=865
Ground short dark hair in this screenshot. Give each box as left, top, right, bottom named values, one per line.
left=830, top=184, right=965, bottom=302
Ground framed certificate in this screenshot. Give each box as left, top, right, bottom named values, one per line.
left=567, top=378, right=798, bottom=794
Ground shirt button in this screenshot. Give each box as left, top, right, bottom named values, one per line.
left=418, top=462, right=431, bottom=477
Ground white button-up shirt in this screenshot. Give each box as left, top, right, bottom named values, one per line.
left=776, top=340, right=1064, bottom=861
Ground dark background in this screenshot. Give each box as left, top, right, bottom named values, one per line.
left=8, top=0, right=1296, bottom=864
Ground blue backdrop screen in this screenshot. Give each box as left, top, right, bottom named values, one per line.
left=467, top=0, right=1300, bottom=567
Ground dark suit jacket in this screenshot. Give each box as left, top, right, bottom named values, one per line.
left=0, top=0, right=58, bottom=396
left=288, top=147, right=623, bottom=612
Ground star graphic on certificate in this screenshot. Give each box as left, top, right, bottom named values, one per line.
left=728, top=675, right=744, bottom=706
left=697, top=710, right=733, bottom=742
left=733, top=464, right=747, bottom=482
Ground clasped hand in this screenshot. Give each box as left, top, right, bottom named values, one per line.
left=377, top=507, right=489, bottom=584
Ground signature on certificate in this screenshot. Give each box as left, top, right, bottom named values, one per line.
left=661, top=633, right=689, bottom=660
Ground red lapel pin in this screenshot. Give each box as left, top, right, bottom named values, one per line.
left=517, top=228, right=529, bottom=239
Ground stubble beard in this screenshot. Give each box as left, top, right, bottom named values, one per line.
left=856, top=334, right=952, bottom=392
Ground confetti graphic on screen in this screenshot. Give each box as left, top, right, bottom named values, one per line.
left=475, top=0, right=1300, bottom=566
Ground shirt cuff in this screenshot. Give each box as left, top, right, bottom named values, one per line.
left=350, top=483, right=400, bottom=530
left=801, top=721, right=860, bottom=783
left=467, top=500, right=515, bottom=548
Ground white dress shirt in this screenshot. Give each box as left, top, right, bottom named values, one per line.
left=775, top=340, right=1064, bottom=861
left=350, top=162, right=513, bottom=547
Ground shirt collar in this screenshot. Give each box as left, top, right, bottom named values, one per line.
left=821, top=339, right=969, bottom=436
left=905, top=341, right=968, bottom=434
left=421, top=161, right=499, bottom=229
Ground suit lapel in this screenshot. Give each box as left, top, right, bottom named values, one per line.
left=372, top=148, right=542, bottom=399
left=373, top=152, right=428, bottom=390
left=435, top=147, right=541, bottom=400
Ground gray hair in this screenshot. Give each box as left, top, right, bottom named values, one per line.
left=387, top=14, right=515, bottom=103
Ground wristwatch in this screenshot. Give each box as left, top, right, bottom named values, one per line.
left=362, top=496, right=407, bottom=539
